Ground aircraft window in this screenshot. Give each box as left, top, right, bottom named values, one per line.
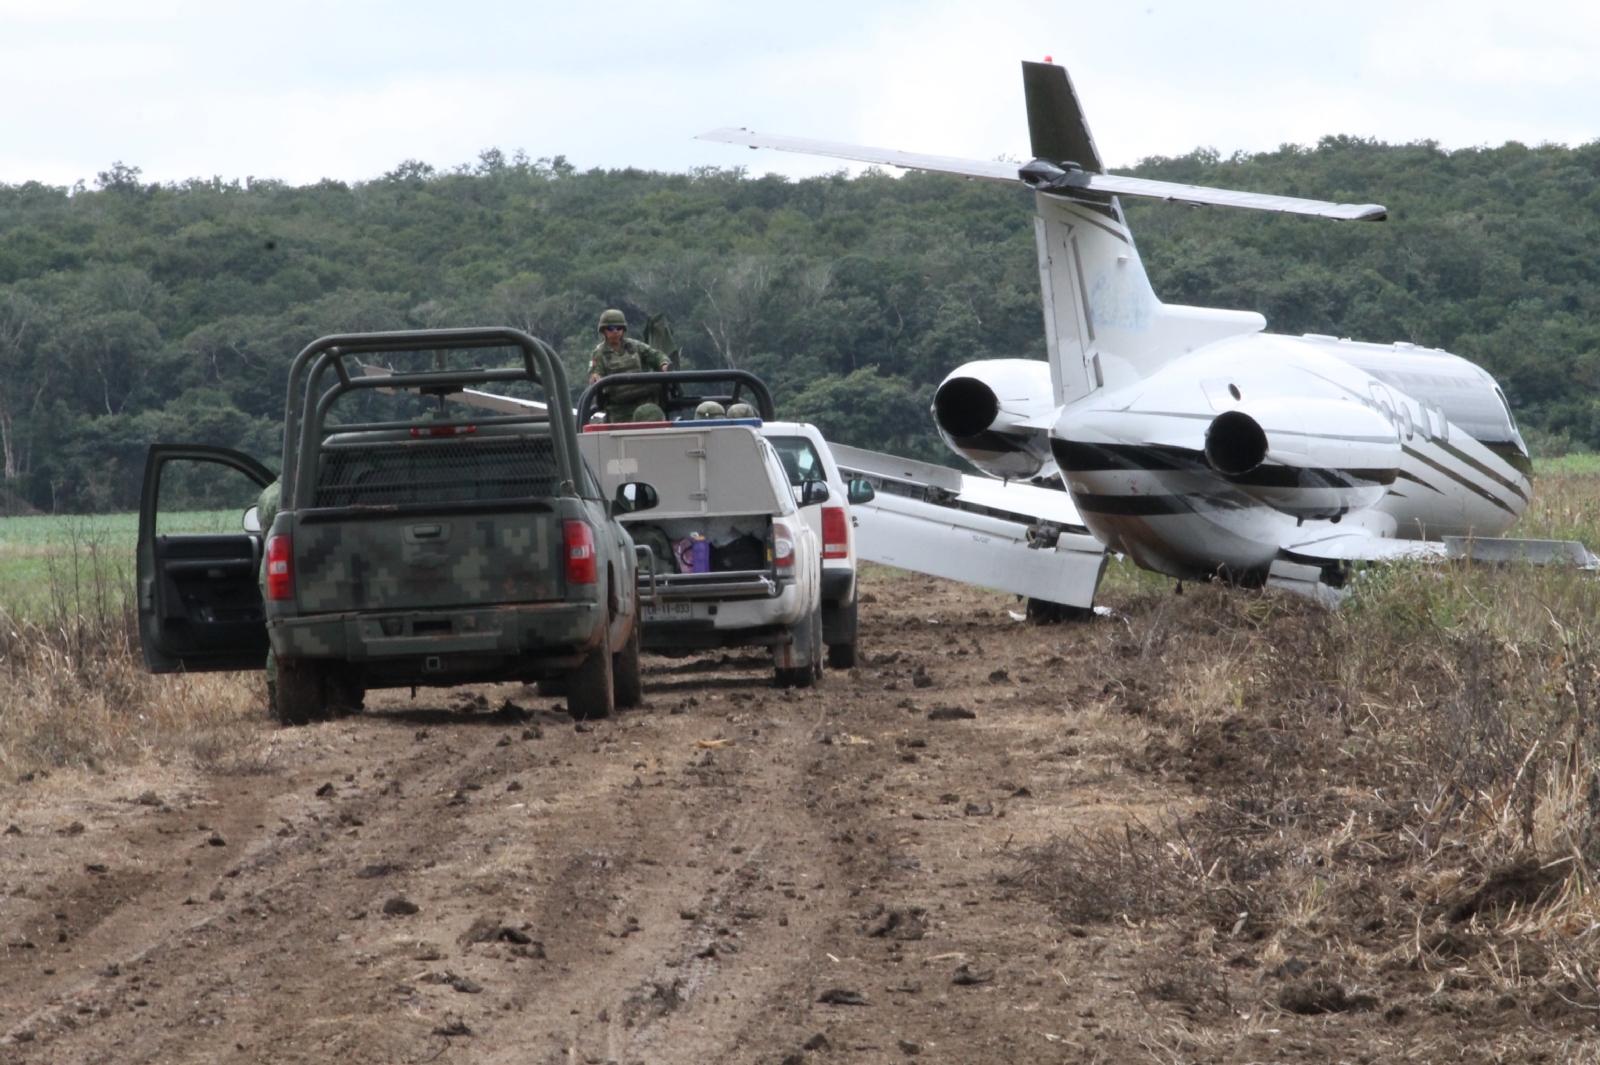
left=1344, top=358, right=1516, bottom=446
left=767, top=436, right=827, bottom=487
left=1495, top=388, right=1519, bottom=432
left=1399, top=403, right=1414, bottom=441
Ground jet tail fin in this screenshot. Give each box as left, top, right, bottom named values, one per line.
left=1022, top=60, right=1103, bottom=173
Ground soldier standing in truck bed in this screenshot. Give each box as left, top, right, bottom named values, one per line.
left=588, top=309, right=672, bottom=423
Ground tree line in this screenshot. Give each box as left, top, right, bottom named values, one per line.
left=0, top=135, right=1595, bottom=513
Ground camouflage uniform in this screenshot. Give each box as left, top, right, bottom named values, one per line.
left=256, top=479, right=281, bottom=680
left=589, top=337, right=671, bottom=423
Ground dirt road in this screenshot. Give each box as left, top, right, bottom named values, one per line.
left=2, top=570, right=1591, bottom=1063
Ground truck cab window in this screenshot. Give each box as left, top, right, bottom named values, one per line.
left=768, top=436, right=826, bottom=487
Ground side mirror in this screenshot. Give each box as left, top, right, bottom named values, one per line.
left=614, top=481, right=659, bottom=515
left=800, top=480, right=831, bottom=506
left=242, top=505, right=262, bottom=534
left=846, top=478, right=876, bottom=505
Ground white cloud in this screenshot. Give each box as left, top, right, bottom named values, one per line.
left=0, top=0, right=1595, bottom=188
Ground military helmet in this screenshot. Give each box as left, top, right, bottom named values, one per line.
left=694, top=400, right=727, bottom=420
left=726, top=402, right=756, bottom=419
left=598, top=308, right=627, bottom=331
left=631, top=402, right=666, bottom=422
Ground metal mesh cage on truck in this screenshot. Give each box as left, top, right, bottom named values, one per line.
left=314, top=436, right=561, bottom=508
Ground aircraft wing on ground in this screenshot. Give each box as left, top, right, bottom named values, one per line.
left=1270, top=525, right=1599, bottom=601
left=828, top=443, right=1107, bottom=613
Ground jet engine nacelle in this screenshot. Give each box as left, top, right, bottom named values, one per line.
left=930, top=359, right=1056, bottom=480
left=1201, top=398, right=1400, bottom=521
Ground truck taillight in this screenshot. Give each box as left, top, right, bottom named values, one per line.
left=266, top=534, right=294, bottom=600
left=564, top=520, right=597, bottom=585
left=772, top=521, right=795, bottom=575
left=822, top=506, right=849, bottom=559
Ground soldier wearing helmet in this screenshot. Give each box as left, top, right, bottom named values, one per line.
left=588, top=309, right=672, bottom=424
left=694, top=400, right=727, bottom=420
left=726, top=402, right=757, bottom=420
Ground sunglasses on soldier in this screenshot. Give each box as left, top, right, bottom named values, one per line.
left=601, top=325, right=626, bottom=332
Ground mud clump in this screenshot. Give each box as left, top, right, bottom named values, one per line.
left=1277, top=979, right=1378, bottom=1015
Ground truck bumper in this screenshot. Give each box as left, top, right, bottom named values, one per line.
left=267, top=601, right=605, bottom=686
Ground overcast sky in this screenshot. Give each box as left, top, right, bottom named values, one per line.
left=2, top=0, right=1597, bottom=189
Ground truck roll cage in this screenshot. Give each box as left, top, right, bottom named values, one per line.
left=280, top=328, right=579, bottom=509
left=576, top=369, right=777, bottom=426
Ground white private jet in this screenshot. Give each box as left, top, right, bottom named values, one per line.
left=700, top=60, right=1594, bottom=606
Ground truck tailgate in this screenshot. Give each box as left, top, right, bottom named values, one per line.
left=292, top=508, right=564, bottom=612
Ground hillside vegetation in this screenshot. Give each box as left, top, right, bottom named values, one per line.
left=0, top=136, right=1596, bottom=512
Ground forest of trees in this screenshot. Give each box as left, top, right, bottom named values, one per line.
left=0, top=135, right=1596, bottom=512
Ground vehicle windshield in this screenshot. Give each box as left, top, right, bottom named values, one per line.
left=767, top=435, right=827, bottom=487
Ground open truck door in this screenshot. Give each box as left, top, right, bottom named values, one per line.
left=136, top=445, right=275, bottom=673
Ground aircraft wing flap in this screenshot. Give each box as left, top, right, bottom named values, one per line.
left=829, top=442, right=1105, bottom=608
left=851, top=491, right=1105, bottom=607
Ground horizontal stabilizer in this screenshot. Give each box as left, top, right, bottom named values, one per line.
left=697, top=127, right=1015, bottom=182
left=697, top=128, right=1386, bottom=221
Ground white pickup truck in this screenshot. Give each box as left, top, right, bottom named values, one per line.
left=757, top=421, right=875, bottom=668
left=575, top=385, right=824, bottom=688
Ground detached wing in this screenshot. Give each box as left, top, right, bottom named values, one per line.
left=696, top=128, right=1386, bottom=222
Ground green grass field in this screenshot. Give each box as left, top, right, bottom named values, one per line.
left=0, top=510, right=243, bottom=616
left=2, top=460, right=1597, bottom=617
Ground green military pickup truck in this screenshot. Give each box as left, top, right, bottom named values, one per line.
left=135, top=328, right=658, bottom=723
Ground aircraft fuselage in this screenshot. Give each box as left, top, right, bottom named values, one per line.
left=1051, top=333, right=1530, bottom=581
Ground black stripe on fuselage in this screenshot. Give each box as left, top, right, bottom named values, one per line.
left=1435, top=438, right=1529, bottom=503
left=1073, top=493, right=1193, bottom=516
left=1051, top=440, right=1396, bottom=487
left=1396, top=469, right=1443, bottom=495
left=1401, top=445, right=1518, bottom=516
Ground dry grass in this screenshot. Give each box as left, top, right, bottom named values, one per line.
left=0, top=530, right=262, bottom=780
left=1020, top=464, right=1600, bottom=1023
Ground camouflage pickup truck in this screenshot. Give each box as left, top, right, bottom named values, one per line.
left=135, top=328, right=658, bottom=723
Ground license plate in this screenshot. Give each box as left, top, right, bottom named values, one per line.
left=642, top=601, right=695, bottom=623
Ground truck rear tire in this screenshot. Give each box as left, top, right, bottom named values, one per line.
left=825, top=597, right=858, bottom=669
left=775, top=604, right=822, bottom=689
left=568, top=631, right=615, bottom=720
left=271, top=657, right=330, bottom=727
left=614, top=620, right=643, bottom=709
